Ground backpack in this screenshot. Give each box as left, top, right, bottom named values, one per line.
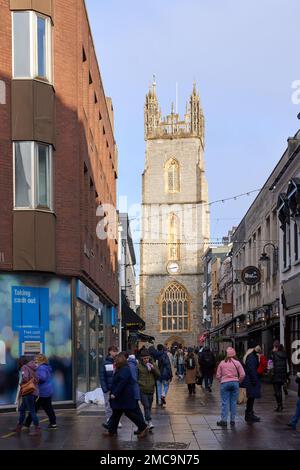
left=186, top=355, right=196, bottom=370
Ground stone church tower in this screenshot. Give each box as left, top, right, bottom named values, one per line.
left=140, top=80, right=210, bottom=347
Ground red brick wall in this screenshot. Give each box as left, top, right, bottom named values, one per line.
left=0, top=0, right=118, bottom=305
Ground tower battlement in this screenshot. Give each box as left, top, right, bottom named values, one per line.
left=144, top=80, right=205, bottom=147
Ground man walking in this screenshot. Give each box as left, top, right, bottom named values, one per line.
left=100, top=346, right=120, bottom=425
left=137, top=349, right=160, bottom=430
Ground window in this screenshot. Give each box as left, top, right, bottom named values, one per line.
left=165, top=158, right=180, bottom=193
left=168, top=213, right=180, bottom=260
left=14, top=142, right=53, bottom=210
left=160, top=283, right=190, bottom=332
left=294, top=222, right=299, bottom=261
left=13, top=11, right=52, bottom=82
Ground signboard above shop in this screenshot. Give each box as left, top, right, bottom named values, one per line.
left=241, top=266, right=261, bottom=286
left=76, top=280, right=103, bottom=312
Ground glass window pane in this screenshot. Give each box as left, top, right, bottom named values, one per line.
left=37, top=17, right=46, bottom=78
left=162, top=302, right=166, bottom=317
left=173, top=317, right=178, bottom=330
left=89, top=307, right=98, bottom=390
left=162, top=318, right=167, bottom=331
left=14, top=142, right=33, bottom=208
left=76, top=301, right=87, bottom=397
left=179, top=317, right=183, bottom=330
left=168, top=301, right=172, bottom=316
left=37, top=144, right=50, bottom=207
left=173, top=302, right=177, bottom=315
left=168, top=318, right=172, bottom=330
left=13, top=12, right=31, bottom=77
left=184, top=317, right=188, bottom=330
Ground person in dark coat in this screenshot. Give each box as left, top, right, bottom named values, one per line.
left=150, top=344, right=173, bottom=407
left=99, top=345, right=118, bottom=423
left=103, top=353, right=148, bottom=438
left=126, top=353, right=147, bottom=433
left=270, top=343, right=288, bottom=411
left=199, top=347, right=216, bottom=392
left=243, top=345, right=262, bottom=422
left=288, top=372, right=300, bottom=430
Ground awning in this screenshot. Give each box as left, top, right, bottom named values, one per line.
left=121, top=296, right=145, bottom=331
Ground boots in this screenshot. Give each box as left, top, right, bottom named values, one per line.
left=12, top=424, right=22, bottom=434
left=29, top=426, right=41, bottom=436
left=275, top=404, right=283, bottom=412
left=245, top=411, right=260, bottom=422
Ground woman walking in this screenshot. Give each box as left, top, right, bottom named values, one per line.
left=103, top=353, right=148, bottom=438
left=14, top=356, right=40, bottom=436
left=243, top=344, right=262, bottom=422
left=270, top=343, right=288, bottom=412
left=199, top=347, right=216, bottom=392
left=24, top=354, right=57, bottom=429
left=175, top=348, right=185, bottom=380
left=185, top=347, right=199, bottom=395
left=216, top=347, right=245, bottom=427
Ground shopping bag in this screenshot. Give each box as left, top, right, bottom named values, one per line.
left=237, top=387, right=247, bottom=405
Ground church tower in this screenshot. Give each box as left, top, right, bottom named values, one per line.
left=140, top=80, right=210, bottom=347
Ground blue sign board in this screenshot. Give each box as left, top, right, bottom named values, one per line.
left=12, top=286, right=49, bottom=330
left=76, top=280, right=103, bottom=311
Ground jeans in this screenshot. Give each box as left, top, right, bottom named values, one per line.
left=18, top=395, right=39, bottom=426
left=290, top=397, right=300, bottom=428
left=220, top=381, right=239, bottom=422
left=157, top=380, right=169, bottom=404
left=108, top=408, right=147, bottom=434
left=177, top=364, right=184, bottom=376
left=204, top=375, right=213, bottom=389
left=140, top=392, right=154, bottom=422
left=24, top=396, right=56, bottom=426
left=104, top=391, right=113, bottom=421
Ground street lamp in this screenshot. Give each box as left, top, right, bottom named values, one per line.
left=259, top=243, right=278, bottom=271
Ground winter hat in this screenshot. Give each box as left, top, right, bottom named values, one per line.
left=248, top=338, right=259, bottom=349
left=128, top=354, right=136, bottom=360
left=140, top=349, right=150, bottom=357
left=254, top=345, right=262, bottom=353
left=226, top=347, right=236, bottom=358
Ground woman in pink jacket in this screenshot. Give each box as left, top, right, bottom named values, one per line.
left=216, top=347, right=245, bottom=427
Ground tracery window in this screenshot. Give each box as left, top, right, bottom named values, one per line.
left=166, top=158, right=180, bottom=193
left=160, top=283, right=190, bottom=332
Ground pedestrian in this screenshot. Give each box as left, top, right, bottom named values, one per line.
left=13, top=356, right=40, bottom=436
left=100, top=345, right=121, bottom=426
left=24, top=354, right=56, bottom=429
left=270, top=343, right=288, bottom=412
left=199, top=347, right=216, bottom=392
left=126, top=353, right=147, bottom=433
left=243, top=344, right=262, bottom=423
left=150, top=344, right=173, bottom=407
left=287, top=372, right=300, bottom=431
left=137, top=349, right=160, bottom=430
left=216, top=347, right=245, bottom=427
left=175, top=348, right=185, bottom=380
left=185, top=347, right=199, bottom=395
left=102, top=353, right=148, bottom=438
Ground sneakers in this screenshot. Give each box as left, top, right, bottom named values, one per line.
left=217, top=421, right=227, bottom=428
left=161, top=396, right=166, bottom=405
left=48, top=424, right=57, bottom=429
left=148, top=421, right=154, bottom=430
left=118, top=422, right=123, bottom=428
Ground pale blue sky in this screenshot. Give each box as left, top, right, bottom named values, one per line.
left=86, top=0, right=300, bottom=250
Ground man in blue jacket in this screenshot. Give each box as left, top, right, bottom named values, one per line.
left=100, top=345, right=118, bottom=423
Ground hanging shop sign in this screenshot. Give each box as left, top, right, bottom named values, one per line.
left=241, top=266, right=261, bottom=286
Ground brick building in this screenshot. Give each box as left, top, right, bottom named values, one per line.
left=0, top=0, right=118, bottom=407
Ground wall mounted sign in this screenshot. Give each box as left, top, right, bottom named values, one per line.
left=241, top=266, right=261, bottom=285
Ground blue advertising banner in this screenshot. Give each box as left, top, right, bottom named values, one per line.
left=12, top=286, right=49, bottom=330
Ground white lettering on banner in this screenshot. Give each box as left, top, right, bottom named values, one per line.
left=291, top=340, right=300, bottom=365
left=0, top=340, right=6, bottom=365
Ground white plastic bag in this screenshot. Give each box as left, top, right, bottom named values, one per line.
left=84, top=387, right=105, bottom=405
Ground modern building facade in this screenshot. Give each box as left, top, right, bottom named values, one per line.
left=0, top=0, right=118, bottom=407
left=140, top=80, right=210, bottom=347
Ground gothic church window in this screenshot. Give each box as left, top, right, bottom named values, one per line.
left=160, top=283, right=190, bottom=332
left=165, top=158, right=180, bottom=193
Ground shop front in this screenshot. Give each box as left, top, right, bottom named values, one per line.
left=0, top=273, right=72, bottom=408
left=283, top=274, right=300, bottom=381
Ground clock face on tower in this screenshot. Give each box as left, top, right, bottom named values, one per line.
left=167, top=261, right=180, bottom=275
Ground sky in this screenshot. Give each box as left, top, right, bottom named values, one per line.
left=86, top=0, right=300, bottom=259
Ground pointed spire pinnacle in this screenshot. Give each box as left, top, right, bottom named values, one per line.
left=192, top=81, right=197, bottom=96
left=171, top=102, right=175, bottom=114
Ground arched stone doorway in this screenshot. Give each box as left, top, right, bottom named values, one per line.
left=164, top=335, right=185, bottom=349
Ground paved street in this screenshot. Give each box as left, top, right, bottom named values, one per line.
left=0, top=380, right=299, bottom=451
